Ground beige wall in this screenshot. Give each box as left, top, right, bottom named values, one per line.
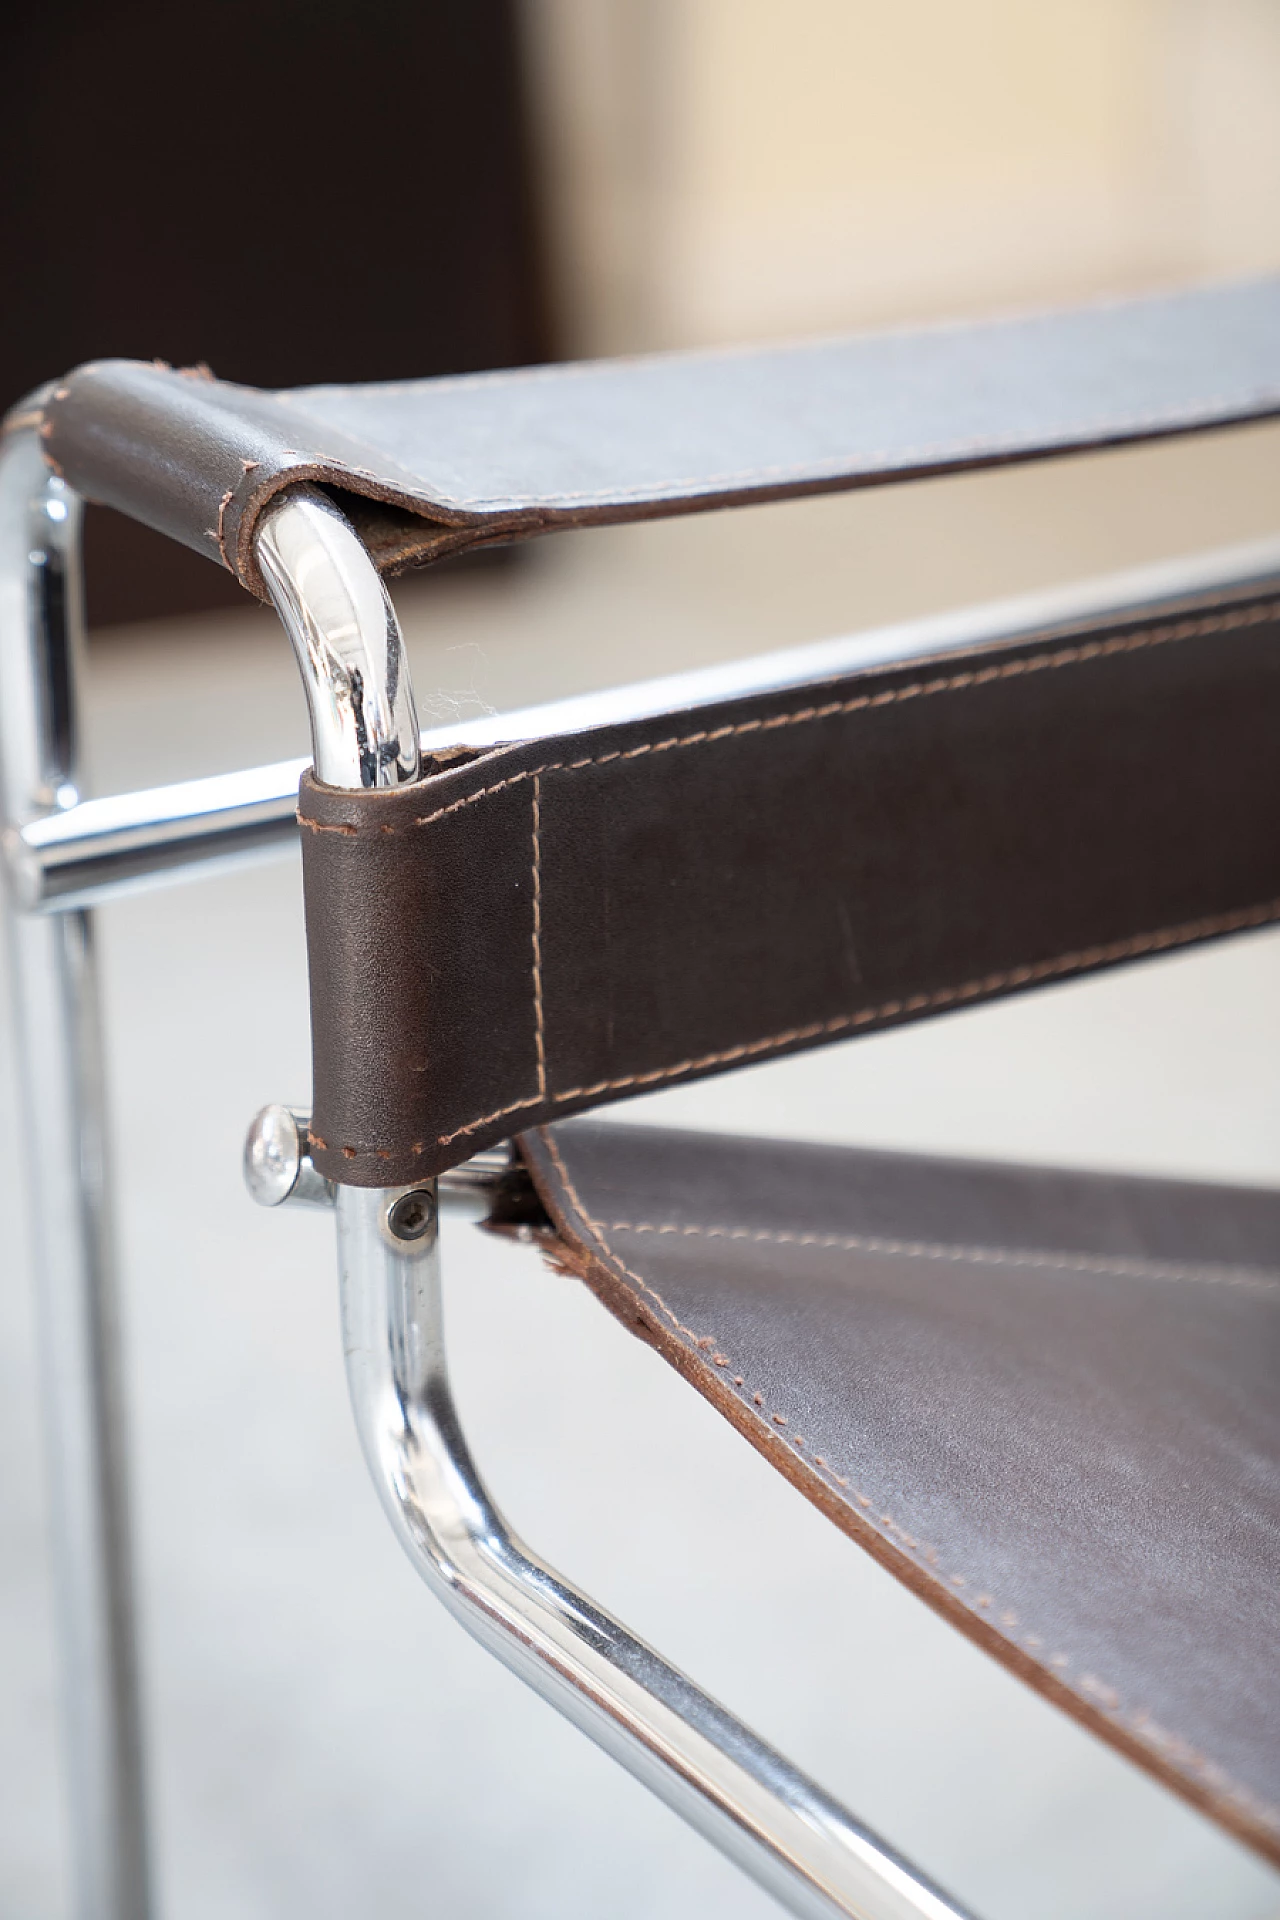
left=526, top=0, right=1280, bottom=353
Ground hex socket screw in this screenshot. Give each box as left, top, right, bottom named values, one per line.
left=386, top=1188, right=437, bottom=1242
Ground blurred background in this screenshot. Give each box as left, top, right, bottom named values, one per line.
left=2, top=4, right=1280, bottom=1918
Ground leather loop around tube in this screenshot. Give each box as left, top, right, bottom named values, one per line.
left=300, top=584, right=1280, bottom=1186
left=519, top=1119, right=1280, bottom=1865
left=15, top=275, right=1280, bottom=596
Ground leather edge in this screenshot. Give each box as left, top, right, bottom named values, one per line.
left=517, top=1122, right=1280, bottom=1868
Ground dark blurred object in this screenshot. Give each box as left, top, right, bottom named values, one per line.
left=1, top=0, right=552, bottom=627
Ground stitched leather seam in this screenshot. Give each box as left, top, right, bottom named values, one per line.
left=297, top=598, right=1280, bottom=843
left=214, top=487, right=236, bottom=571
left=423, top=895, right=1280, bottom=1152
left=324, top=895, right=1280, bottom=1162
left=433, top=1093, right=545, bottom=1144
left=537, top=1126, right=1280, bottom=1832
left=539, top=1129, right=708, bottom=1349
left=540, top=1122, right=1046, bottom=1591
left=599, top=1220, right=1280, bottom=1295
left=315, top=594, right=1280, bottom=1177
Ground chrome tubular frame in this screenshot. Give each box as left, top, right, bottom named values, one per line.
left=8, top=531, right=1280, bottom=913
left=0, top=429, right=151, bottom=1920
left=336, top=1177, right=969, bottom=1920
left=252, top=488, right=970, bottom=1920
left=254, top=485, right=421, bottom=790
left=8, top=446, right=1275, bottom=1917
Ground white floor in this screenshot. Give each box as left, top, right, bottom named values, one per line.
left=3, top=426, right=1280, bottom=1919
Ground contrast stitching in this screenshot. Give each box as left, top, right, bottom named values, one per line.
left=213, top=485, right=240, bottom=571
left=537, top=1127, right=1280, bottom=1834
left=300, top=762, right=536, bottom=838
left=318, top=592, right=1280, bottom=1166
left=539, top=1129, right=707, bottom=1352
left=600, top=1220, right=1280, bottom=1296
left=330, top=894, right=1280, bottom=1161
left=435, top=1095, right=543, bottom=1146
left=420, top=895, right=1280, bottom=1152
left=532, top=773, right=548, bottom=1099
left=326, top=883, right=1280, bottom=1152
left=297, top=599, right=1280, bottom=843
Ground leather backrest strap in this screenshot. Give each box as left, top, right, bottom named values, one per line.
left=299, top=583, right=1280, bottom=1185
left=18, top=275, right=1280, bottom=597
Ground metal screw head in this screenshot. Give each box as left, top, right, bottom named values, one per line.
left=243, top=1104, right=303, bottom=1207
left=243, top=1104, right=335, bottom=1209
left=386, top=1188, right=437, bottom=1242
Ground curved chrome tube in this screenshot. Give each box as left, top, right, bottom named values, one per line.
left=336, top=1184, right=971, bottom=1920
left=255, top=482, right=971, bottom=1919
left=255, top=486, right=421, bottom=789
left=0, top=432, right=83, bottom=826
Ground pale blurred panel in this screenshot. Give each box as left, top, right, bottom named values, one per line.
left=1175, top=0, right=1280, bottom=278
left=525, top=0, right=1280, bottom=350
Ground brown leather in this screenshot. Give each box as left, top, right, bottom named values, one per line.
left=299, top=583, right=1280, bottom=1186
left=518, top=1118, right=1280, bottom=1864
left=14, top=275, right=1280, bottom=597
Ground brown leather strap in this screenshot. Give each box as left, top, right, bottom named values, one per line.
left=518, top=1118, right=1280, bottom=1865
left=17, top=275, right=1280, bottom=595
left=299, top=583, right=1280, bottom=1185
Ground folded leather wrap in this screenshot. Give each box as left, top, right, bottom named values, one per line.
left=15, top=275, right=1280, bottom=596
left=521, top=1119, right=1280, bottom=1865
left=299, top=584, right=1280, bottom=1185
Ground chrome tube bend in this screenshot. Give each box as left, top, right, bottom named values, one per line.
left=336, top=1185, right=971, bottom=1920
left=255, top=485, right=420, bottom=790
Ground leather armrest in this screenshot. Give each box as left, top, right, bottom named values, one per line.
left=10, top=276, right=1280, bottom=596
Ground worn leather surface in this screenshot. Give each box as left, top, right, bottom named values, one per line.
left=299, top=583, right=1280, bottom=1185
left=519, top=1118, right=1280, bottom=1863
left=14, top=275, right=1280, bottom=595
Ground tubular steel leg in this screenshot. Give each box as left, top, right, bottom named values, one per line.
left=0, top=429, right=151, bottom=1920
left=337, top=1177, right=971, bottom=1920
